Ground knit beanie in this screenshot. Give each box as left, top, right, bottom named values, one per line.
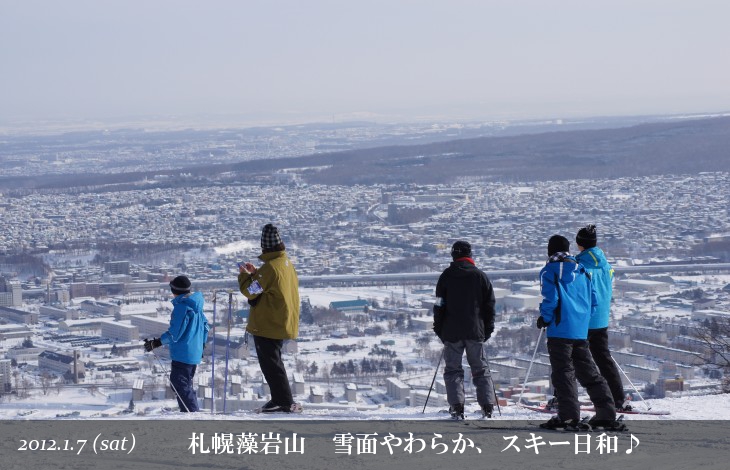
left=576, top=224, right=598, bottom=249
left=451, top=240, right=472, bottom=259
left=547, top=235, right=570, bottom=256
left=261, top=223, right=283, bottom=251
left=170, top=275, right=191, bottom=295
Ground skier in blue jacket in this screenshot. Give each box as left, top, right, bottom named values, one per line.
left=576, top=224, right=628, bottom=411
left=537, top=235, right=618, bottom=430
left=144, top=275, right=209, bottom=412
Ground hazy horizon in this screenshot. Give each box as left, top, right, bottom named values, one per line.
left=2, top=1, right=730, bottom=128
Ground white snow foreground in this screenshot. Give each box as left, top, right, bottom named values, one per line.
left=3, top=393, right=730, bottom=420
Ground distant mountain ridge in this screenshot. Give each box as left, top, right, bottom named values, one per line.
left=264, top=115, right=730, bottom=184
left=2, top=115, right=729, bottom=190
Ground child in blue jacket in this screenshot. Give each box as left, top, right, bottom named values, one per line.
left=144, top=275, right=209, bottom=412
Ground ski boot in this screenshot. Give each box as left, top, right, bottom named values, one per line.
left=481, top=404, right=494, bottom=419
left=449, top=403, right=465, bottom=420
left=540, top=416, right=592, bottom=432
left=588, top=415, right=628, bottom=432
left=257, top=401, right=303, bottom=413
left=545, top=396, right=559, bottom=411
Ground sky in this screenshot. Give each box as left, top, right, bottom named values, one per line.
left=2, top=1, right=730, bottom=126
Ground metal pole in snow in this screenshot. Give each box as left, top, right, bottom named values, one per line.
left=211, top=292, right=217, bottom=415
left=613, top=356, right=652, bottom=410
left=518, top=327, right=544, bottom=406
left=223, top=292, right=233, bottom=414
left=422, top=348, right=444, bottom=413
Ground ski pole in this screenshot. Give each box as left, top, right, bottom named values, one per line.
left=612, top=356, right=651, bottom=410
left=150, top=348, right=191, bottom=413
left=422, top=348, right=444, bottom=413
left=518, top=327, right=544, bottom=406
left=223, top=292, right=233, bottom=414
left=211, top=291, right=217, bottom=415
left=483, top=352, right=502, bottom=416
left=492, top=380, right=502, bottom=417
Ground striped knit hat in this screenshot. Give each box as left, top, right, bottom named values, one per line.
left=169, top=275, right=191, bottom=295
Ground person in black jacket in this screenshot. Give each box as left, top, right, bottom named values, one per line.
left=433, top=240, right=497, bottom=419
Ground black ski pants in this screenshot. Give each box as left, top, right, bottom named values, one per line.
left=547, top=337, right=616, bottom=422
left=588, top=327, right=626, bottom=408
left=253, top=335, right=294, bottom=407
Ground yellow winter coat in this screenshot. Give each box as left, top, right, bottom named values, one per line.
left=238, top=250, right=300, bottom=340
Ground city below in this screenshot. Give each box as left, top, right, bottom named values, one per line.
left=0, top=115, right=729, bottom=417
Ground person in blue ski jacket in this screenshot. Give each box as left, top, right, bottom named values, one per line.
left=575, top=224, right=628, bottom=411
left=536, top=235, right=617, bottom=430
left=538, top=245, right=598, bottom=341
left=144, top=275, right=209, bottom=412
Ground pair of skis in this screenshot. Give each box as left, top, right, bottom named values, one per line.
left=453, top=413, right=630, bottom=433
left=518, top=402, right=670, bottom=416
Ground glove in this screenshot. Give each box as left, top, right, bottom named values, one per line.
left=536, top=316, right=549, bottom=329
left=484, top=328, right=494, bottom=342
left=144, top=337, right=162, bottom=352
left=432, top=323, right=442, bottom=341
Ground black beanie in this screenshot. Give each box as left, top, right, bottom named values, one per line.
left=576, top=224, right=597, bottom=249
left=451, top=240, right=472, bottom=259
left=170, top=275, right=191, bottom=295
left=547, top=235, right=570, bottom=256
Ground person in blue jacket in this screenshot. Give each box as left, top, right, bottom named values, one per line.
left=576, top=224, right=629, bottom=411
left=144, top=275, right=209, bottom=412
left=537, top=235, right=617, bottom=430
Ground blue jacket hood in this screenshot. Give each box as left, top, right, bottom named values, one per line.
left=173, top=291, right=204, bottom=311
left=576, top=247, right=608, bottom=269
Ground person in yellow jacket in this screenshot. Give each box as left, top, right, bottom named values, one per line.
left=238, top=223, right=301, bottom=413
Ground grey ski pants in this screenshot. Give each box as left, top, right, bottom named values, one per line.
left=443, top=339, right=495, bottom=408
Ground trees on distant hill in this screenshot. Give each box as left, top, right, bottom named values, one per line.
left=690, top=318, right=730, bottom=392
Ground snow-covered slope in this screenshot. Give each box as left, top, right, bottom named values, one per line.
left=2, top=392, right=729, bottom=420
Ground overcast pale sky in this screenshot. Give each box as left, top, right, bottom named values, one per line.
left=1, top=0, right=729, bottom=125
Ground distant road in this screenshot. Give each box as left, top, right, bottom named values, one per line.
left=179, top=262, right=730, bottom=291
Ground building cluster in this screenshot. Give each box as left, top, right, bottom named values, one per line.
left=1, top=172, right=729, bottom=284
left=0, top=259, right=727, bottom=411
left=489, top=274, right=730, bottom=400
left=0, top=276, right=22, bottom=307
